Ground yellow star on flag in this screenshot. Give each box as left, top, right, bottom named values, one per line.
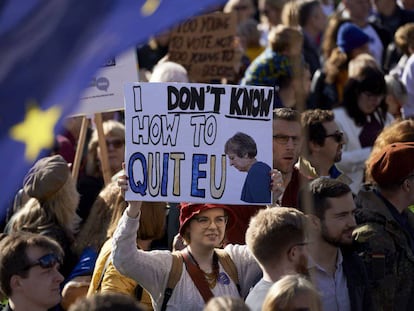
left=9, top=102, right=61, bottom=161
left=141, top=0, right=161, bottom=16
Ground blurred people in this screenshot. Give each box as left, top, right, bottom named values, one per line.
left=354, top=142, right=414, bottom=310
left=203, top=296, right=250, bottom=311
left=149, top=61, right=189, bottom=83
left=258, top=0, right=289, bottom=46
left=6, top=155, right=80, bottom=277
left=245, top=207, right=308, bottom=311
left=262, top=274, right=322, bottom=311
left=0, top=232, right=64, bottom=311
left=68, top=292, right=146, bottom=311
left=334, top=65, right=394, bottom=194
left=399, top=23, right=414, bottom=118
left=310, top=21, right=371, bottom=109
left=77, top=119, right=125, bottom=222
left=384, top=73, right=407, bottom=119
left=223, top=0, right=256, bottom=24
left=87, top=200, right=166, bottom=311
left=299, top=109, right=350, bottom=184
left=298, top=178, right=373, bottom=311
left=298, top=0, right=327, bottom=76
left=225, top=132, right=271, bottom=203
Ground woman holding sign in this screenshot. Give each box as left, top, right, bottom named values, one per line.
left=112, top=174, right=261, bottom=311
left=225, top=132, right=272, bottom=203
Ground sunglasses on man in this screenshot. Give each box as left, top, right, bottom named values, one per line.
left=24, top=253, right=62, bottom=270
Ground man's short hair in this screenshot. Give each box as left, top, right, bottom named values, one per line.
left=68, top=292, right=146, bottom=311
left=298, top=178, right=351, bottom=220
left=301, top=109, right=334, bottom=147
left=0, top=232, right=63, bottom=297
left=273, top=107, right=301, bottom=122
left=246, top=207, right=306, bottom=266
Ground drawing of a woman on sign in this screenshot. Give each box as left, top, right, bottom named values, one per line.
left=225, top=132, right=271, bottom=203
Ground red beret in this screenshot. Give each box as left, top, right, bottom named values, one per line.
left=179, top=203, right=236, bottom=236
left=370, top=142, right=414, bottom=187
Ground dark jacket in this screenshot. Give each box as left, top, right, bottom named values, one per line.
left=342, top=246, right=374, bottom=311
left=354, top=187, right=414, bottom=311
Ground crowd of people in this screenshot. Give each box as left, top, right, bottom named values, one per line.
left=1, top=0, right=414, bottom=310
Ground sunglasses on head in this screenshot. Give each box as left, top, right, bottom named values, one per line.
left=324, top=131, right=344, bottom=143
left=24, top=253, right=62, bottom=270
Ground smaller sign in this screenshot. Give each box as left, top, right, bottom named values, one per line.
left=168, top=12, right=240, bottom=82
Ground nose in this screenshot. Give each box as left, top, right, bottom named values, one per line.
left=54, top=268, right=65, bottom=283
left=285, top=137, right=295, bottom=149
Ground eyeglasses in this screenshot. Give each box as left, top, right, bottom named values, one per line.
left=24, top=253, right=62, bottom=270
left=324, top=131, right=344, bottom=143
left=105, top=139, right=124, bottom=149
left=193, top=216, right=228, bottom=228
left=273, top=135, right=301, bottom=145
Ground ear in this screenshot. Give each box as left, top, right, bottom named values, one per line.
left=10, top=275, right=22, bottom=292
left=309, top=141, right=321, bottom=153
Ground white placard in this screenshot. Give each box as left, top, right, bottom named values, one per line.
left=74, top=49, right=138, bottom=115
left=124, top=82, right=273, bottom=204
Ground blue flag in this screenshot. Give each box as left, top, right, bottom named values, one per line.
left=0, top=0, right=226, bottom=222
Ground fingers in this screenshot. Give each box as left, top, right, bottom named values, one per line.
left=270, top=169, right=284, bottom=192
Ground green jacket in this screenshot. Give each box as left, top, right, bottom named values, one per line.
left=353, top=187, right=414, bottom=311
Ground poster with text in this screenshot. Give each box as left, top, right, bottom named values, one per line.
left=74, top=48, right=138, bottom=116
left=124, top=82, right=273, bottom=205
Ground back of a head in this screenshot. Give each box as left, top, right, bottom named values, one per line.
left=394, top=22, right=414, bottom=55
left=268, top=25, right=303, bottom=53
left=68, top=292, right=146, bottom=311
left=246, top=207, right=306, bottom=266
left=203, top=295, right=250, bottom=311
left=348, top=53, right=378, bottom=78
left=262, top=274, right=322, bottom=311
left=149, top=61, right=189, bottom=82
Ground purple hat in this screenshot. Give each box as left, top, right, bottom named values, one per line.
left=337, top=23, right=370, bottom=54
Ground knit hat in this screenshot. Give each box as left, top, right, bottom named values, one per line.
left=23, top=155, right=70, bottom=201
left=337, top=23, right=370, bottom=54
left=370, top=142, right=414, bottom=187
left=179, top=203, right=236, bottom=236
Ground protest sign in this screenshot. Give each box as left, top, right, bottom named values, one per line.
left=124, top=82, right=273, bottom=205
left=74, top=48, right=138, bottom=115
left=168, top=12, right=240, bottom=82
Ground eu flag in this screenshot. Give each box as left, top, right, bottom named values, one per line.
left=0, top=0, right=226, bottom=223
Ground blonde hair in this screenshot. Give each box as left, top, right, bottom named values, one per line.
left=7, top=176, right=80, bottom=238
left=86, top=120, right=125, bottom=177
left=268, top=24, right=303, bottom=53
left=262, top=274, right=322, bottom=311
left=348, top=53, right=379, bottom=78
left=203, top=296, right=250, bottom=311
left=395, top=23, right=414, bottom=55
left=281, top=0, right=300, bottom=27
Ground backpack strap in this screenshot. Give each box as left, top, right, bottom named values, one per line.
left=181, top=248, right=214, bottom=303
left=215, top=248, right=241, bottom=295
left=161, top=251, right=183, bottom=311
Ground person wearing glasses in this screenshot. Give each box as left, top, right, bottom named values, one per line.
left=299, top=109, right=351, bottom=185
left=298, top=178, right=373, bottom=311
left=78, top=119, right=126, bottom=222
left=333, top=65, right=394, bottom=194
left=113, top=176, right=262, bottom=310
left=0, top=232, right=64, bottom=311
left=272, top=108, right=306, bottom=207
left=245, top=207, right=309, bottom=311
left=225, top=132, right=272, bottom=203
left=353, top=142, right=414, bottom=310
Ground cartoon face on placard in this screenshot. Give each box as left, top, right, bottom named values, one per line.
left=124, top=82, right=273, bottom=205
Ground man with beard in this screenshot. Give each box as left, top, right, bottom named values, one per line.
left=298, top=109, right=351, bottom=185
left=272, top=108, right=306, bottom=207
left=298, top=178, right=372, bottom=311
left=245, top=207, right=309, bottom=311
left=354, top=142, right=414, bottom=310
